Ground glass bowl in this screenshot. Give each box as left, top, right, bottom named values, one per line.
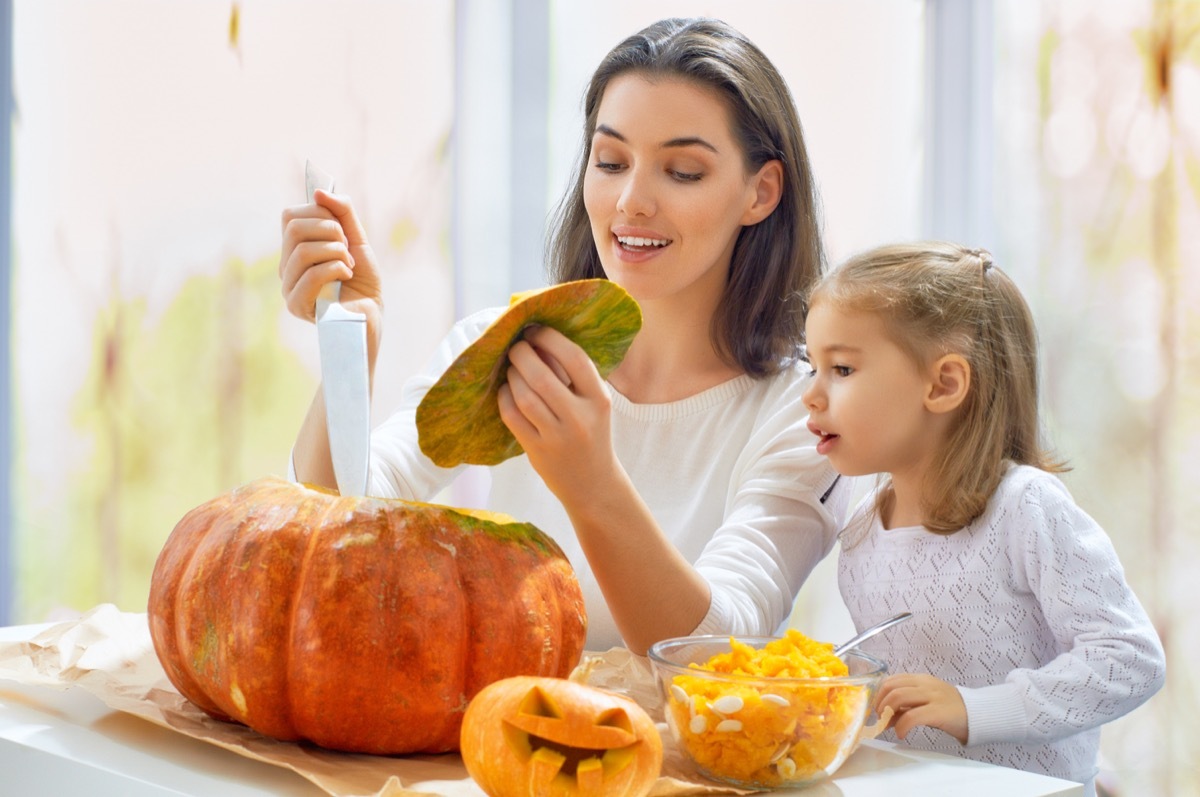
left=647, top=635, right=887, bottom=790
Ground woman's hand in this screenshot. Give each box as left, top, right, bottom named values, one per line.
left=497, top=325, right=618, bottom=505
left=279, top=189, right=383, bottom=348
left=280, top=189, right=383, bottom=489
left=498, top=325, right=715, bottom=654
left=875, top=673, right=969, bottom=745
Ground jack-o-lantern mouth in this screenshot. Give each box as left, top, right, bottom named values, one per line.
left=502, top=686, right=642, bottom=788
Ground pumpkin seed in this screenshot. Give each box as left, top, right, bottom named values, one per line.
left=714, top=719, right=743, bottom=732
left=762, top=693, right=790, bottom=707
left=711, top=695, right=744, bottom=715
left=770, top=742, right=791, bottom=763
left=670, top=684, right=688, bottom=704
left=777, top=756, right=797, bottom=779
left=689, top=714, right=707, bottom=734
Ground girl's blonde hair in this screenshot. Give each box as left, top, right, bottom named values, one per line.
left=809, top=241, right=1066, bottom=533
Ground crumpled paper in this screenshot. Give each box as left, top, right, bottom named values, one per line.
left=0, top=605, right=758, bottom=796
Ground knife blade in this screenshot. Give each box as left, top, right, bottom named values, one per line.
left=306, top=160, right=370, bottom=496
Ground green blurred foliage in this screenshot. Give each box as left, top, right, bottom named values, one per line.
left=17, top=253, right=313, bottom=620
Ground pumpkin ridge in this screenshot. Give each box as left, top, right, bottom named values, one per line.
left=281, top=481, right=329, bottom=742
left=424, top=516, right=475, bottom=748
left=151, top=498, right=231, bottom=719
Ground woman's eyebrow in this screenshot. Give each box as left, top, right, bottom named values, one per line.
left=594, top=124, right=719, bottom=153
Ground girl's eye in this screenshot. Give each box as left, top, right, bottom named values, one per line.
left=669, top=169, right=702, bottom=182
left=593, top=160, right=624, bottom=173
left=833, top=365, right=853, bottom=377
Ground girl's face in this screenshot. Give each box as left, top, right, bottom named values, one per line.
left=583, top=74, right=776, bottom=308
left=801, top=302, right=943, bottom=481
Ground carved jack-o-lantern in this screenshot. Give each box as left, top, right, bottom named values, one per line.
left=461, top=675, right=662, bottom=797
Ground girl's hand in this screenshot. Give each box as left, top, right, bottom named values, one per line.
left=497, top=325, right=618, bottom=505
left=279, top=189, right=383, bottom=339
left=875, top=673, right=969, bottom=745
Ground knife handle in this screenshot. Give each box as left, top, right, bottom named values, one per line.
left=316, top=280, right=342, bottom=319
left=305, top=160, right=341, bottom=318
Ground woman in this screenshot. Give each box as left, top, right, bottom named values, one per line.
left=279, top=18, right=846, bottom=654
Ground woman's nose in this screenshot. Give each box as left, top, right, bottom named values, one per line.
left=616, top=168, right=655, bottom=218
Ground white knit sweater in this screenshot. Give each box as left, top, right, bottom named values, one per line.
left=365, top=305, right=847, bottom=650
left=838, top=465, right=1165, bottom=794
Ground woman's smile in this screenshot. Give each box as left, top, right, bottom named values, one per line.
left=612, top=225, right=673, bottom=260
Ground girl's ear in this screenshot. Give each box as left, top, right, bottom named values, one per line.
left=741, top=159, right=784, bottom=226
left=925, top=353, right=970, bottom=414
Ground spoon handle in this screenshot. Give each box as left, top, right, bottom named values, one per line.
left=834, top=612, right=913, bottom=657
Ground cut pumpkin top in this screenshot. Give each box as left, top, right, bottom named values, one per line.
left=416, top=279, right=643, bottom=467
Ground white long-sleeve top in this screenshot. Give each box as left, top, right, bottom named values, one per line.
left=838, top=464, right=1165, bottom=794
left=363, top=306, right=847, bottom=650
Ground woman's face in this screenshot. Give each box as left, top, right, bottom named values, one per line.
left=583, top=74, right=775, bottom=309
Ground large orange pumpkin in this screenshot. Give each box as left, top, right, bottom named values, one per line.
left=461, top=676, right=663, bottom=797
left=147, top=477, right=587, bottom=754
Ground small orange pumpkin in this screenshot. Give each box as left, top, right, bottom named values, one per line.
left=461, top=675, right=662, bottom=797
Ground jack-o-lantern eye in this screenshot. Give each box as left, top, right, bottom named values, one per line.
left=503, top=686, right=639, bottom=788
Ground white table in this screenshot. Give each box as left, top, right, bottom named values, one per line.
left=0, top=621, right=1084, bottom=796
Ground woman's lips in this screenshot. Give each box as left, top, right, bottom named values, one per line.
left=617, top=234, right=669, bottom=249
left=611, top=232, right=671, bottom=262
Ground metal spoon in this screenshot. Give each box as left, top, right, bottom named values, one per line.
left=833, top=612, right=913, bottom=657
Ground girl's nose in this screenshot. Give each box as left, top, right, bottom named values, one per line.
left=801, top=377, right=823, bottom=411
left=616, top=168, right=655, bottom=218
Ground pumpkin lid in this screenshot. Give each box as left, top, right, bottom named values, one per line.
left=416, top=279, right=642, bottom=467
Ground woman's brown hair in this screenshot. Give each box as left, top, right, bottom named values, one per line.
left=546, top=17, right=824, bottom=376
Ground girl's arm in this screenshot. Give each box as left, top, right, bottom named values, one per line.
left=959, top=471, right=1166, bottom=746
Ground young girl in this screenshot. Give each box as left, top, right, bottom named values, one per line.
left=801, top=241, right=1165, bottom=793
left=278, top=18, right=847, bottom=655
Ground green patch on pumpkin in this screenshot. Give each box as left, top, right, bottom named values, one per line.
left=416, top=279, right=642, bottom=467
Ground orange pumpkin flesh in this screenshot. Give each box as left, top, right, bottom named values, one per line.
left=462, top=676, right=663, bottom=797
left=148, top=477, right=587, bottom=754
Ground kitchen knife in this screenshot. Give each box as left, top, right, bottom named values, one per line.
left=306, top=160, right=370, bottom=496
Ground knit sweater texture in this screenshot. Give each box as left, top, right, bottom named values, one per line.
left=838, top=465, right=1165, bottom=794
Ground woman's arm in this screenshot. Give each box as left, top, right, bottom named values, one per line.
left=278, top=190, right=383, bottom=489
left=499, top=326, right=841, bottom=653
left=365, top=308, right=503, bottom=500
left=497, top=327, right=705, bottom=652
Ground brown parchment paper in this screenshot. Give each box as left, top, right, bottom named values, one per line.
left=0, top=604, right=755, bottom=797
